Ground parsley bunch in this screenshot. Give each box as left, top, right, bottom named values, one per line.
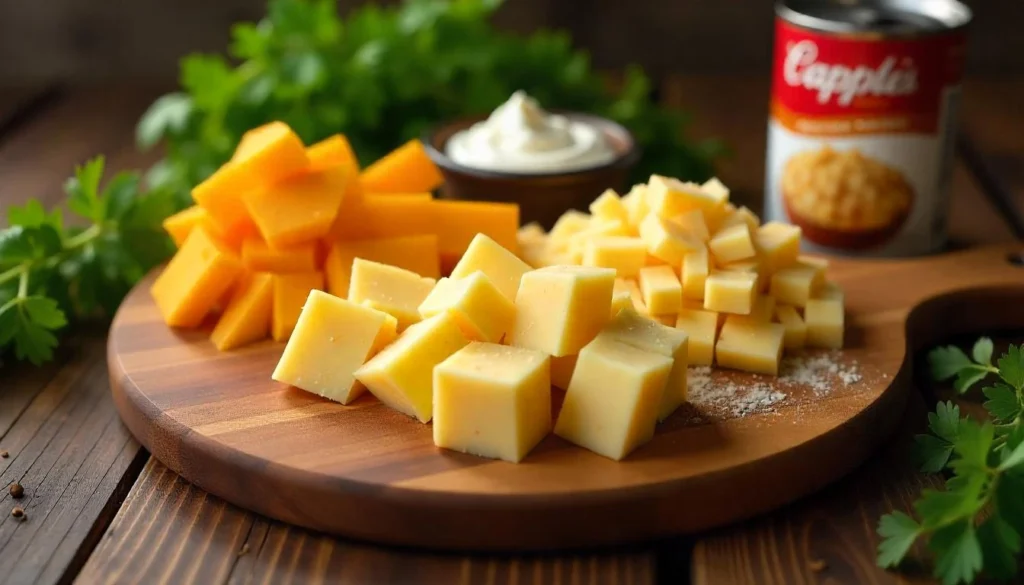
left=878, top=339, right=1024, bottom=584
left=137, top=0, right=723, bottom=207
left=0, top=157, right=175, bottom=364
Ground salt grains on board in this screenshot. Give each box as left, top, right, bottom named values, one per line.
left=686, top=350, right=862, bottom=419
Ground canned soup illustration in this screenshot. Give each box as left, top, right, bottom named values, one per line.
left=765, top=0, right=971, bottom=256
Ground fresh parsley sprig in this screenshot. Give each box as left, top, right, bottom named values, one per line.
left=0, top=157, right=175, bottom=365
left=877, top=338, right=1024, bottom=584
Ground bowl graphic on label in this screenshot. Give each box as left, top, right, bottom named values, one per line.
left=781, top=146, right=913, bottom=250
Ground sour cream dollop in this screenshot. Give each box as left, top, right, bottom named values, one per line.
left=445, top=91, right=616, bottom=174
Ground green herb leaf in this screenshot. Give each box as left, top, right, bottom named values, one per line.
left=877, top=511, right=922, bottom=568
left=982, top=383, right=1021, bottom=423
left=136, top=93, right=193, bottom=150
left=8, top=199, right=63, bottom=232
left=102, top=172, right=141, bottom=221
left=0, top=296, right=66, bottom=365
left=950, top=420, right=995, bottom=471
left=914, top=433, right=955, bottom=473
left=998, top=474, right=1024, bottom=534
left=971, top=337, right=994, bottom=366
left=954, top=366, right=990, bottom=394
left=66, top=156, right=106, bottom=222
left=930, top=522, right=983, bottom=585
left=928, top=401, right=962, bottom=443
left=977, top=516, right=1021, bottom=580
left=999, top=440, right=1024, bottom=471
left=997, top=345, right=1024, bottom=391
left=929, top=345, right=974, bottom=381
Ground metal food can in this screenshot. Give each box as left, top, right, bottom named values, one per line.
left=764, top=0, right=972, bottom=256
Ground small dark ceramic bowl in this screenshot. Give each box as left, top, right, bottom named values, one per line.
left=423, top=113, right=640, bottom=229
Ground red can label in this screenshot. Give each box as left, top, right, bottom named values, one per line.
left=765, top=18, right=967, bottom=255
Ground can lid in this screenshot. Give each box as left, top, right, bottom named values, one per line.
left=777, top=0, right=971, bottom=34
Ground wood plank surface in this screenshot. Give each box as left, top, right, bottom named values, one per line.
left=0, top=87, right=160, bottom=585
left=661, top=75, right=1017, bottom=247
left=959, top=76, right=1024, bottom=238
left=77, top=458, right=655, bottom=585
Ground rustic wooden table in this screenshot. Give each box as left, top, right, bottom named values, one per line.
left=0, top=75, right=1021, bottom=585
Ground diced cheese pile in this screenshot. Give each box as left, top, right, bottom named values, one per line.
left=516, top=176, right=845, bottom=375
left=152, top=121, right=519, bottom=351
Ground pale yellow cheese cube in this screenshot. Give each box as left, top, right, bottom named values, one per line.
left=622, top=184, right=649, bottom=229
left=589, top=189, right=629, bottom=223
left=610, top=289, right=633, bottom=317
left=718, top=258, right=764, bottom=292
left=582, top=236, right=647, bottom=278
left=370, top=314, right=399, bottom=355
left=708, top=224, right=756, bottom=264
left=720, top=205, right=760, bottom=233
left=355, top=312, right=470, bottom=422
left=509, top=265, right=616, bottom=357
left=668, top=209, right=710, bottom=242
left=798, top=254, right=829, bottom=273
left=554, top=336, right=673, bottom=460
left=701, top=177, right=730, bottom=203
left=675, top=308, right=718, bottom=365
left=620, top=277, right=647, bottom=313
left=548, top=210, right=590, bottom=248
left=754, top=222, right=801, bottom=275
left=647, top=175, right=727, bottom=219
left=733, top=295, right=776, bottom=324
left=681, top=245, right=710, bottom=300
left=704, top=271, right=757, bottom=315
left=418, top=272, right=515, bottom=343
left=638, top=265, right=682, bottom=315
left=770, top=265, right=824, bottom=308
left=647, top=312, right=676, bottom=326
left=517, top=222, right=546, bottom=247
left=433, top=342, right=551, bottom=463
left=775, top=304, right=806, bottom=349
left=814, top=280, right=845, bottom=302
left=519, top=239, right=549, bottom=269
left=551, top=354, right=578, bottom=389
left=599, top=309, right=689, bottom=420
left=805, top=298, right=844, bottom=349
left=639, top=213, right=702, bottom=265
left=715, top=316, right=786, bottom=375
left=451, top=233, right=533, bottom=302
left=567, top=219, right=629, bottom=263
left=273, top=290, right=391, bottom=405
left=348, top=258, right=436, bottom=330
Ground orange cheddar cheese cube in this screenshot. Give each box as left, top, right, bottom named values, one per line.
left=210, top=272, right=273, bottom=351
left=307, top=134, right=359, bottom=172
left=328, top=193, right=436, bottom=242
left=230, top=121, right=310, bottom=184
left=324, top=234, right=441, bottom=298
left=241, top=238, right=318, bottom=273
left=359, top=139, right=444, bottom=194
left=151, top=226, right=244, bottom=328
left=431, top=200, right=519, bottom=270
left=271, top=271, right=324, bottom=341
left=163, top=205, right=207, bottom=247
left=244, top=165, right=348, bottom=249
left=191, top=163, right=258, bottom=235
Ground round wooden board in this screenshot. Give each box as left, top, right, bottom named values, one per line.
left=109, top=244, right=1024, bottom=551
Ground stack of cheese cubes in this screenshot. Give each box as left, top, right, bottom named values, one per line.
left=151, top=121, right=518, bottom=351
left=273, top=231, right=696, bottom=462
left=517, top=175, right=845, bottom=374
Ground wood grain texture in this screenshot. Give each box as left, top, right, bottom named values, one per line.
left=78, top=458, right=655, bottom=585
left=0, top=332, right=147, bottom=585
left=108, top=242, right=1023, bottom=550
left=660, top=75, right=1018, bottom=246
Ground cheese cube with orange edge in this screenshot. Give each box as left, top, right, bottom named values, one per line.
left=328, top=193, right=435, bottom=242
left=323, top=234, right=440, bottom=298
left=432, top=200, right=519, bottom=271
left=272, top=271, right=324, bottom=341
left=241, top=238, right=318, bottom=273
left=151, top=226, right=244, bottom=328
left=450, top=233, right=532, bottom=302
left=359, top=139, right=444, bottom=194
left=273, top=290, right=393, bottom=405
left=210, top=272, right=273, bottom=351
left=347, top=259, right=436, bottom=330
left=244, top=164, right=348, bottom=249
left=195, top=122, right=308, bottom=232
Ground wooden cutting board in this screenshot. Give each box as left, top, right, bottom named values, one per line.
left=108, top=244, right=1024, bottom=551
